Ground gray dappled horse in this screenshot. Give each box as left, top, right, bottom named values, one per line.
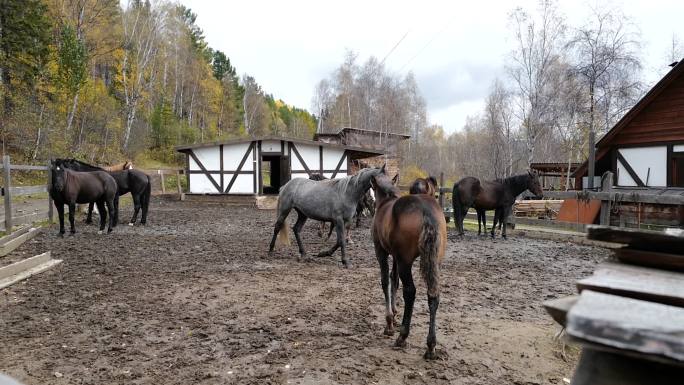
left=269, top=165, right=387, bottom=268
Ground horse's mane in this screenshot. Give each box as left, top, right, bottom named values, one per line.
left=500, top=173, right=531, bottom=192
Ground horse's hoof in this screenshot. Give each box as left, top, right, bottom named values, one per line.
left=107, top=229, right=113, bottom=233
left=69, top=232, right=75, bottom=236
left=98, top=230, right=103, bottom=235
left=394, top=337, right=407, bottom=348
left=383, top=327, right=395, bottom=336
left=57, top=232, right=64, bottom=238
left=316, top=252, right=329, bottom=258
left=423, top=350, right=437, bottom=360
left=342, top=261, right=352, bottom=269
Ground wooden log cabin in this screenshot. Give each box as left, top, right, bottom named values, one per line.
left=574, top=60, right=684, bottom=189
left=572, top=59, right=684, bottom=228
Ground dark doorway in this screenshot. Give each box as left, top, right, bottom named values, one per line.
left=261, top=155, right=290, bottom=194
left=672, top=153, right=684, bottom=187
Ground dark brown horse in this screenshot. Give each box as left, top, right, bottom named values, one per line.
left=49, top=161, right=118, bottom=236
left=452, top=171, right=543, bottom=238
left=409, top=176, right=437, bottom=196
left=371, top=171, right=446, bottom=360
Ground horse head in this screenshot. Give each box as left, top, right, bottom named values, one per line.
left=354, top=164, right=386, bottom=192
left=371, top=172, right=400, bottom=204
left=527, top=170, right=543, bottom=198
left=51, top=162, right=68, bottom=192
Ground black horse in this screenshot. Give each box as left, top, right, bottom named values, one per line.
left=56, top=159, right=152, bottom=226
left=452, top=171, right=543, bottom=239
left=49, top=161, right=118, bottom=236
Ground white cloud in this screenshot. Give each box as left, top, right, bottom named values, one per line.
left=179, top=0, right=684, bottom=133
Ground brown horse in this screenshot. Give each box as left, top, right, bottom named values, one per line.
left=371, top=171, right=447, bottom=360
left=452, top=171, right=543, bottom=238
left=409, top=176, right=437, bottom=196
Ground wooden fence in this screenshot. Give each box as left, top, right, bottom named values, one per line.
left=404, top=171, right=683, bottom=231
left=0, top=155, right=52, bottom=231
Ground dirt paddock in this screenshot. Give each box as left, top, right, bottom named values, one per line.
left=0, top=198, right=610, bottom=384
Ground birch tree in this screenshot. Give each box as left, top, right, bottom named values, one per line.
left=121, top=0, right=164, bottom=151
left=507, top=0, right=566, bottom=166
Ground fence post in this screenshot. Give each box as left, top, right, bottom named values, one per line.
left=159, top=170, right=166, bottom=194
left=599, top=171, right=614, bottom=226
left=47, top=159, right=53, bottom=223
left=439, top=172, right=445, bottom=208
left=176, top=170, right=182, bottom=194
left=3, top=155, right=12, bottom=231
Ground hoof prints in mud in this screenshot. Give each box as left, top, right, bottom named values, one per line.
left=0, top=198, right=609, bottom=384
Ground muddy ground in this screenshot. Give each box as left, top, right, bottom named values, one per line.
left=0, top=198, right=610, bottom=384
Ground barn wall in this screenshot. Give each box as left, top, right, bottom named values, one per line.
left=187, top=142, right=257, bottom=194
left=223, top=142, right=255, bottom=171
left=290, top=142, right=318, bottom=177
left=611, top=74, right=684, bottom=146
left=189, top=147, right=220, bottom=171
left=261, top=140, right=281, bottom=153
left=617, top=146, right=667, bottom=186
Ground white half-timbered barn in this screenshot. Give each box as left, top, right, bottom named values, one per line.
left=175, top=136, right=383, bottom=195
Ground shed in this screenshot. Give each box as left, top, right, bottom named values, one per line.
left=574, top=59, right=684, bottom=189
left=175, top=136, right=383, bottom=195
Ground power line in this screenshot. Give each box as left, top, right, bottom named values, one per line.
left=399, top=16, right=457, bottom=72
left=380, top=30, right=410, bottom=65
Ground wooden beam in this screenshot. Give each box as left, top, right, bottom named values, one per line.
left=225, top=142, right=254, bottom=193
left=330, top=151, right=347, bottom=179
left=567, top=290, right=684, bottom=363
left=0, top=227, right=41, bottom=257
left=0, top=251, right=62, bottom=290
left=615, top=248, right=684, bottom=272
left=587, top=225, right=684, bottom=254
left=570, top=348, right=683, bottom=385
left=543, top=295, right=578, bottom=327
left=617, top=151, right=646, bottom=187
left=289, top=142, right=312, bottom=177
left=3, top=155, right=12, bottom=231
left=577, top=263, right=684, bottom=307
left=187, top=151, right=221, bottom=193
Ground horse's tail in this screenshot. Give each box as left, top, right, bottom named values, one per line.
left=452, top=184, right=463, bottom=234
left=419, top=204, right=441, bottom=297
left=274, top=197, right=291, bottom=247
left=141, top=174, right=152, bottom=220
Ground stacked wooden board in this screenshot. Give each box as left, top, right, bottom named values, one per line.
left=544, top=225, right=684, bottom=385
left=514, top=199, right=563, bottom=219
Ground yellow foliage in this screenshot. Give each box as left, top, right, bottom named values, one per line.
left=400, top=164, right=428, bottom=185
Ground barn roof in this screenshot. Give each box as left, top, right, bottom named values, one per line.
left=573, top=59, right=684, bottom=178
left=174, top=135, right=385, bottom=158
left=596, top=59, right=684, bottom=148
left=313, top=127, right=411, bottom=141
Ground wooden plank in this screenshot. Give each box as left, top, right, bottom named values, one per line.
left=566, top=290, right=684, bottom=362
left=0, top=227, right=41, bottom=257
left=570, top=348, right=683, bottom=385
left=577, top=263, right=684, bottom=307
left=586, top=225, right=684, bottom=254
left=8, top=164, right=48, bottom=171
left=0, top=226, right=30, bottom=244
left=0, top=251, right=51, bottom=280
left=7, top=185, right=47, bottom=196
left=543, top=295, right=578, bottom=327
left=615, top=248, right=684, bottom=272
left=3, top=155, right=12, bottom=231
left=0, top=252, right=61, bottom=290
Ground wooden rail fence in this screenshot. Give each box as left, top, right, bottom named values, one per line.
left=0, top=155, right=52, bottom=232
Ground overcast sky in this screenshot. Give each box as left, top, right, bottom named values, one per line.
left=179, top=0, right=683, bottom=133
